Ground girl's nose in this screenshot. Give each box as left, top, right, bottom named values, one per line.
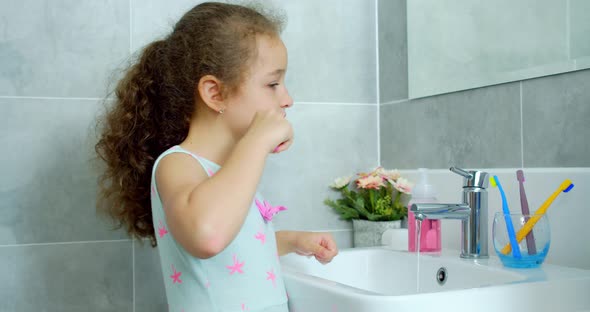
left=281, top=89, right=294, bottom=108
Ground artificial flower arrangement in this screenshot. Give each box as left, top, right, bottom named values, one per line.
left=324, top=167, right=414, bottom=222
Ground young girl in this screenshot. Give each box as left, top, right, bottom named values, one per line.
left=95, top=2, right=338, bottom=311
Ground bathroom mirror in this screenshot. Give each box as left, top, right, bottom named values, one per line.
left=407, top=0, right=590, bottom=99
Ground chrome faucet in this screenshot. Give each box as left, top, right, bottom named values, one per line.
left=410, top=167, right=489, bottom=259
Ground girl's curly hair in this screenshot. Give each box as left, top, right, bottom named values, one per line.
left=95, top=2, right=283, bottom=246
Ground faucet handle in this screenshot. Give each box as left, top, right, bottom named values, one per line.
left=450, top=167, right=473, bottom=179
left=450, top=167, right=489, bottom=189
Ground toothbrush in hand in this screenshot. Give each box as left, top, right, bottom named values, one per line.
left=491, top=175, right=522, bottom=259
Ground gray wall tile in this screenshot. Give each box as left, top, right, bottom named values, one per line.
left=0, top=98, right=127, bottom=244
left=134, top=241, right=167, bottom=312
left=522, top=69, right=590, bottom=167
left=570, top=0, right=590, bottom=59
left=0, top=241, right=132, bottom=312
left=260, top=104, right=378, bottom=231
left=329, top=230, right=353, bottom=249
left=0, top=0, right=129, bottom=98
left=131, top=0, right=207, bottom=52
left=132, top=0, right=377, bottom=103
left=378, top=0, right=408, bottom=102
left=281, top=0, right=377, bottom=103
left=380, top=82, right=522, bottom=169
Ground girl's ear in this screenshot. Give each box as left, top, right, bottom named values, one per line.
left=196, top=75, right=226, bottom=113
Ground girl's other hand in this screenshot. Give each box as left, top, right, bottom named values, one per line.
left=294, top=232, right=339, bottom=264
left=244, top=109, right=293, bottom=154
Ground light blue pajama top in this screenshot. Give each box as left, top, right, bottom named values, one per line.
left=150, top=145, right=289, bottom=312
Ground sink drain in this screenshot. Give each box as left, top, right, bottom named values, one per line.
left=436, top=267, right=447, bottom=286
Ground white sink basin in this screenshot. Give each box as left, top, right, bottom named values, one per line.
left=280, top=247, right=590, bottom=312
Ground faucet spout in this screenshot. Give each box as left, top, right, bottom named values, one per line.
left=410, top=203, right=471, bottom=221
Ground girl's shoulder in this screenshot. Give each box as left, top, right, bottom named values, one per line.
left=152, top=146, right=216, bottom=203
left=154, top=145, right=219, bottom=178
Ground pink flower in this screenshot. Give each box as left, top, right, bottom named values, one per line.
left=356, top=175, right=385, bottom=189
left=375, top=167, right=401, bottom=181
left=393, top=177, right=414, bottom=194
left=256, top=199, right=287, bottom=222
left=356, top=170, right=373, bottom=179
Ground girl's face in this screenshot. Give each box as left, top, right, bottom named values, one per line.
left=224, top=35, right=293, bottom=137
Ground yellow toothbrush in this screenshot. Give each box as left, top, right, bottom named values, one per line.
left=501, top=179, right=574, bottom=255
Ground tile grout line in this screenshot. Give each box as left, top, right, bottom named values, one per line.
left=326, top=229, right=353, bottom=232
left=375, top=0, right=381, bottom=167
left=380, top=99, right=409, bottom=106
left=519, top=81, right=524, bottom=168
left=398, top=167, right=590, bottom=173
left=130, top=3, right=135, bottom=310
left=295, top=101, right=377, bottom=106
left=0, top=95, right=104, bottom=101
left=310, top=229, right=353, bottom=234
left=0, top=239, right=132, bottom=248
left=566, top=0, right=570, bottom=61
left=129, top=0, right=133, bottom=56
left=0, top=96, right=378, bottom=106
left=132, top=238, right=136, bottom=312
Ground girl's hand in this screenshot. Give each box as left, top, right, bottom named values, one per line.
left=294, top=232, right=339, bottom=264
left=244, top=109, right=293, bottom=154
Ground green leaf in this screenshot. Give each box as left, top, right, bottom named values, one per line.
left=324, top=199, right=360, bottom=220
left=368, top=189, right=376, bottom=212
left=353, top=197, right=365, bottom=210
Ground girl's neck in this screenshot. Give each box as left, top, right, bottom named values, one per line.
left=181, top=115, right=237, bottom=166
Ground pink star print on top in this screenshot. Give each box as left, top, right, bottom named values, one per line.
left=255, top=199, right=287, bottom=222
left=170, top=264, right=182, bottom=284
left=158, top=220, right=168, bottom=238
left=226, top=254, right=245, bottom=274
left=266, top=269, right=277, bottom=288
left=255, top=230, right=266, bottom=244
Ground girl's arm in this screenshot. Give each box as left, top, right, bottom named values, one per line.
left=275, top=231, right=339, bottom=264
left=156, top=136, right=268, bottom=259
left=156, top=110, right=291, bottom=259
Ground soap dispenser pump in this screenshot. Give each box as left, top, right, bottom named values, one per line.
left=408, top=168, right=441, bottom=252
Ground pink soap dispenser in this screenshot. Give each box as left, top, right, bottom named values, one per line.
left=408, top=168, right=441, bottom=252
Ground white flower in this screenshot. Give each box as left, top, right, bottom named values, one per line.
left=330, top=176, right=351, bottom=189
left=393, top=177, right=414, bottom=194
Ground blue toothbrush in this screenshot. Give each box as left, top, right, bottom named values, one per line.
left=491, top=175, right=521, bottom=259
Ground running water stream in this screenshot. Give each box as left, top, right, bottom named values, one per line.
left=415, top=219, right=422, bottom=293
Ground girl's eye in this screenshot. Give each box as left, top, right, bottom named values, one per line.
left=268, top=83, right=279, bottom=89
